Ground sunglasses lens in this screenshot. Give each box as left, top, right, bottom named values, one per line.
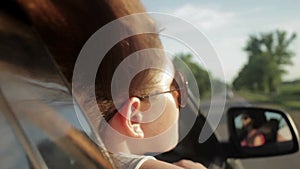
left=242, top=115, right=249, bottom=120
left=174, top=71, right=188, bottom=107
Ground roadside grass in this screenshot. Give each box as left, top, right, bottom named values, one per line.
left=280, top=82, right=300, bottom=94
left=237, top=81, right=300, bottom=112
left=237, top=91, right=269, bottom=102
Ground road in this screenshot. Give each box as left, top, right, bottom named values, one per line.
left=200, top=94, right=300, bottom=169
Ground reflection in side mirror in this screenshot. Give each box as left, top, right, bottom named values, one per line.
left=236, top=110, right=292, bottom=147
left=227, top=107, right=299, bottom=158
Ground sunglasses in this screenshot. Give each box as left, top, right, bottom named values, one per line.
left=104, top=71, right=189, bottom=121
left=135, top=71, right=188, bottom=107
left=241, top=114, right=250, bottom=120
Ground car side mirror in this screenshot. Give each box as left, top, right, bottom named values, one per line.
left=227, top=107, right=299, bottom=158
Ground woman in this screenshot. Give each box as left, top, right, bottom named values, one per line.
left=240, top=113, right=266, bottom=147
left=16, top=0, right=207, bottom=168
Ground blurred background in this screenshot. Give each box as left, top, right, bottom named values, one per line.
left=142, top=0, right=300, bottom=168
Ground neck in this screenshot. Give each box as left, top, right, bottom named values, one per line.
left=99, top=118, right=179, bottom=155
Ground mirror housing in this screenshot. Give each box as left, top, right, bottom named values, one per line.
left=226, top=107, right=299, bottom=158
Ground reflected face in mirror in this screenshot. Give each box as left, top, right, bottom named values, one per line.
left=234, top=110, right=292, bottom=148
left=241, top=113, right=252, bottom=127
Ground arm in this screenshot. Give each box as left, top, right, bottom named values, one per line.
left=253, top=133, right=266, bottom=147
left=140, top=159, right=207, bottom=169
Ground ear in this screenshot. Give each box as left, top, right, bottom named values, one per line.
left=119, top=97, right=144, bottom=138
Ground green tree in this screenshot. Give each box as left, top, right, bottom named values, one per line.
left=233, top=30, right=297, bottom=93
left=173, top=53, right=211, bottom=97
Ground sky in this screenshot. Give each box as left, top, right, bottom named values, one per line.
left=141, top=0, right=300, bottom=83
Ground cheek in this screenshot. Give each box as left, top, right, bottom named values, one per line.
left=141, top=94, right=179, bottom=137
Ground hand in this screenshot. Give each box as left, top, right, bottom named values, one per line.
left=174, top=159, right=207, bottom=169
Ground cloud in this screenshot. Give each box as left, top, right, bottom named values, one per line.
left=155, top=3, right=300, bottom=82
left=171, top=4, right=235, bottom=31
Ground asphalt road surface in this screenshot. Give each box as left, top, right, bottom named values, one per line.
left=200, top=94, right=300, bottom=169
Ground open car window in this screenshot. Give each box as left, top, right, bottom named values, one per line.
left=0, top=100, right=32, bottom=169
left=0, top=9, right=114, bottom=169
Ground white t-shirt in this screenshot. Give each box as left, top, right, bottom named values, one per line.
left=110, top=152, right=156, bottom=169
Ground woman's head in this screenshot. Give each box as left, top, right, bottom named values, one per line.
left=92, top=42, right=187, bottom=153
left=241, top=113, right=253, bottom=127
left=241, top=112, right=267, bottom=129
left=58, top=11, right=189, bottom=154
left=96, top=47, right=181, bottom=136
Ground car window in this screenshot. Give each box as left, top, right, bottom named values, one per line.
left=0, top=9, right=112, bottom=169
left=0, top=105, right=32, bottom=169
